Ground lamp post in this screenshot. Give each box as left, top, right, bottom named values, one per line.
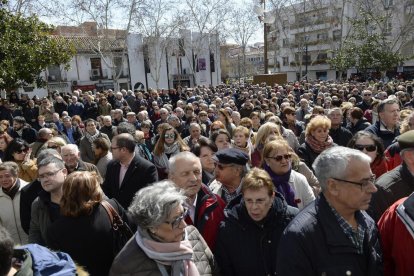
left=255, top=0, right=275, bottom=75
left=305, top=36, right=309, bottom=80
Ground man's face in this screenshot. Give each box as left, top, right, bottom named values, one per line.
left=160, top=110, right=168, bottom=120
left=63, top=119, right=72, bottom=129
left=300, top=100, right=308, bottom=109
left=214, top=163, right=239, bottom=186
left=86, top=122, right=97, bottom=134
left=169, top=158, right=202, bottom=199
left=243, top=187, right=274, bottom=222
left=0, top=170, right=17, bottom=190
left=362, top=91, right=372, bottom=101
left=38, top=163, right=67, bottom=194
left=13, top=121, right=23, bottom=131
left=329, top=158, right=377, bottom=212
left=380, top=103, right=400, bottom=127
left=61, top=148, right=80, bottom=168
left=127, top=115, right=136, bottom=123
left=328, top=110, right=342, bottom=126
left=110, top=138, right=123, bottom=161
left=103, top=118, right=112, bottom=127
left=190, top=127, right=201, bottom=139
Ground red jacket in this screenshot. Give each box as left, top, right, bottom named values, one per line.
left=371, top=158, right=388, bottom=178
left=185, top=184, right=225, bottom=250
left=378, top=197, right=414, bottom=276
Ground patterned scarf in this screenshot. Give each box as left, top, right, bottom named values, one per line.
left=305, top=134, right=333, bottom=154
left=85, top=130, right=101, bottom=151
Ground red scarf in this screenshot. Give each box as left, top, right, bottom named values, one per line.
left=305, top=135, right=334, bottom=153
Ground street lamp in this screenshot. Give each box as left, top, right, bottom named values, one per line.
left=254, top=1, right=275, bottom=75
left=304, top=35, right=309, bottom=80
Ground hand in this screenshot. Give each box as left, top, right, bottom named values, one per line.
left=24, top=148, right=32, bottom=163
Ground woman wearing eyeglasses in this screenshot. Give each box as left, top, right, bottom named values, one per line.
left=348, top=131, right=388, bottom=178
left=262, top=140, right=315, bottom=210
left=215, top=168, right=298, bottom=276
left=4, top=139, right=38, bottom=182
left=110, top=180, right=217, bottom=276
left=153, top=125, right=189, bottom=180
left=47, top=171, right=132, bottom=276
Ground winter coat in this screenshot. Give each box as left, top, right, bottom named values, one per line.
left=276, top=194, right=383, bottom=276
left=109, top=225, right=218, bottom=276
left=79, top=132, right=110, bottom=163
left=184, top=184, right=226, bottom=250
left=215, top=194, right=298, bottom=276
left=365, top=121, right=399, bottom=148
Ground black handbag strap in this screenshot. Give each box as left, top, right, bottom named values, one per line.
left=101, top=200, right=124, bottom=230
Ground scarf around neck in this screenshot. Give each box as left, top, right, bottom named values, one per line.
left=263, top=164, right=297, bottom=208
left=135, top=227, right=200, bottom=276
left=305, top=134, right=333, bottom=154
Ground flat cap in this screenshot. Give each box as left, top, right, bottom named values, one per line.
left=213, top=148, right=249, bottom=166
left=398, top=130, right=414, bottom=151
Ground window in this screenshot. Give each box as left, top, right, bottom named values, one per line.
left=384, top=0, right=393, bottom=8
left=317, top=53, right=328, bottom=60
left=283, top=38, right=289, bottom=47
left=317, top=32, right=328, bottom=41
left=47, top=65, right=62, bottom=82
left=384, top=20, right=392, bottom=35
left=333, top=30, right=342, bottom=41
left=283, top=57, right=289, bottom=66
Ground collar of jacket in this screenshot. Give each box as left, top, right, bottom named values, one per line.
left=316, top=194, right=375, bottom=254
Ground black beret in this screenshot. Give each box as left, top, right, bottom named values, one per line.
left=213, top=148, right=249, bottom=166
left=398, top=130, right=414, bottom=151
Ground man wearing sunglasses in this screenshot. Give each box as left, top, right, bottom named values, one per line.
left=370, top=130, right=414, bottom=222
left=209, top=148, right=249, bottom=204
left=277, top=146, right=382, bottom=275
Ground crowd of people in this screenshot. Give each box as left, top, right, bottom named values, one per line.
left=1, top=79, right=414, bottom=275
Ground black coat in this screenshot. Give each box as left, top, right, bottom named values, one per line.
left=365, top=121, right=399, bottom=149
left=276, top=194, right=383, bottom=276
left=47, top=199, right=129, bottom=276
left=9, top=127, right=37, bottom=144
left=368, top=163, right=414, bottom=222
left=102, top=155, right=158, bottom=209
left=329, top=126, right=353, bottom=147
left=20, top=180, right=43, bottom=234
left=297, top=142, right=321, bottom=172
left=347, top=118, right=371, bottom=135
left=215, top=194, right=298, bottom=276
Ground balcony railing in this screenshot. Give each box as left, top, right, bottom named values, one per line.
left=89, top=69, right=109, bottom=81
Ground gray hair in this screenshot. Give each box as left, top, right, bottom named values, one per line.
left=37, top=156, right=65, bottom=170
left=168, top=152, right=201, bottom=177
left=0, top=162, right=19, bottom=177
left=61, top=144, right=79, bottom=154
left=327, top=107, right=342, bottom=116
left=128, top=180, right=187, bottom=230
left=189, top=122, right=200, bottom=131
left=37, top=149, right=61, bottom=163
left=313, top=146, right=371, bottom=191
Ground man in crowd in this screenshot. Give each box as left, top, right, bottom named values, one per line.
left=328, top=107, right=353, bottom=146
left=60, top=144, right=100, bottom=176
left=168, top=152, right=225, bottom=249
left=183, top=123, right=207, bottom=149
left=369, top=130, right=414, bottom=221
left=9, top=116, right=37, bottom=144
left=210, top=148, right=249, bottom=204
left=365, top=98, right=400, bottom=148
left=102, top=133, right=158, bottom=209
left=276, top=146, right=382, bottom=275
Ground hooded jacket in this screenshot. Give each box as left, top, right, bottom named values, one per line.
left=215, top=193, right=298, bottom=276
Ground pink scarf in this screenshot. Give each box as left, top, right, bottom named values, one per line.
left=305, top=134, right=334, bottom=153
left=135, top=228, right=200, bottom=276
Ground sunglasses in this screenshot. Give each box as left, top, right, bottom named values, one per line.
left=164, top=134, right=175, bottom=139
left=354, top=144, right=377, bottom=152
left=266, top=154, right=292, bottom=162
left=16, top=148, right=28, bottom=154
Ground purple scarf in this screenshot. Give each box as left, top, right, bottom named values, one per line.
left=263, top=164, right=297, bottom=208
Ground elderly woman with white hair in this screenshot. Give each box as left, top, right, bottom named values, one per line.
left=110, top=180, right=218, bottom=276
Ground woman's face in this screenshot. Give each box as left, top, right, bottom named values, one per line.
left=244, top=187, right=274, bottom=222
left=0, top=138, right=7, bottom=151
left=0, top=169, right=17, bottom=190
left=311, top=127, right=329, bottom=143
left=265, top=148, right=292, bottom=175
left=199, top=146, right=215, bottom=173
left=92, top=144, right=102, bottom=156
left=252, top=116, right=260, bottom=126
left=354, top=136, right=377, bottom=163
left=153, top=204, right=187, bottom=243
left=218, top=113, right=226, bottom=123
left=215, top=134, right=230, bottom=150
left=164, top=129, right=176, bottom=146
left=233, top=131, right=247, bottom=147
left=12, top=147, right=28, bottom=161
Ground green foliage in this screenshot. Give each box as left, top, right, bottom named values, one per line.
left=328, top=11, right=405, bottom=78
left=0, top=4, right=75, bottom=90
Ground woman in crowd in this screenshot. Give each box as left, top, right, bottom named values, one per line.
left=79, top=119, right=110, bottom=164
left=209, top=121, right=225, bottom=137
left=297, top=115, right=335, bottom=171
left=47, top=171, right=131, bottom=276
left=249, top=111, right=262, bottom=132
left=47, top=136, right=67, bottom=154
left=71, top=115, right=85, bottom=133
left=0, top=130, right=13, bottom=161
left=348, top=131, right=388, bottom=178
left=347, top=107, right=371, bottom=135
left=210, top=129, right=231, bottom=151
left=39, top=98, right=55, bottom=122
left=192, top=138, right=218, bottom=185
left=153, top=125, right=189, bottom=180
left=92, top=137, right=112, bottom=180
left=251, top=122, right=281, bottom=167
left=217, top=109, right=236, bottom=136
left=215, top=168, right=298, bottom=276
left=4, top=139, right=37, bottom=182
left=262, top=140, right=315, bottom=210
left=110, top=180, right=217, bottom=275
left=98, top=97, right=112, bottom=116
left=0, top=162, right=28, bottom=245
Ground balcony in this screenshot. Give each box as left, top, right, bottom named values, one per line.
left=48, top=74, right=63, bottom=82
left=89, top=69, right=109, bottom=81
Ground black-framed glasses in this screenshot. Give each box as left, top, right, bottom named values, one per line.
left=354, top=144, right=377, bottom=152
left=38, top=169, right=63, bottom=181
left=332, top=175, right=376, bottom=190
left=165, top=208, right=189, bottom=229
left=266, top=154, right=292, bottom=162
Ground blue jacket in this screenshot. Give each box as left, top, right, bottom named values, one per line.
left=364, top=120, right=399, bottom=148
left=276, top=194, right=383, bottom=276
